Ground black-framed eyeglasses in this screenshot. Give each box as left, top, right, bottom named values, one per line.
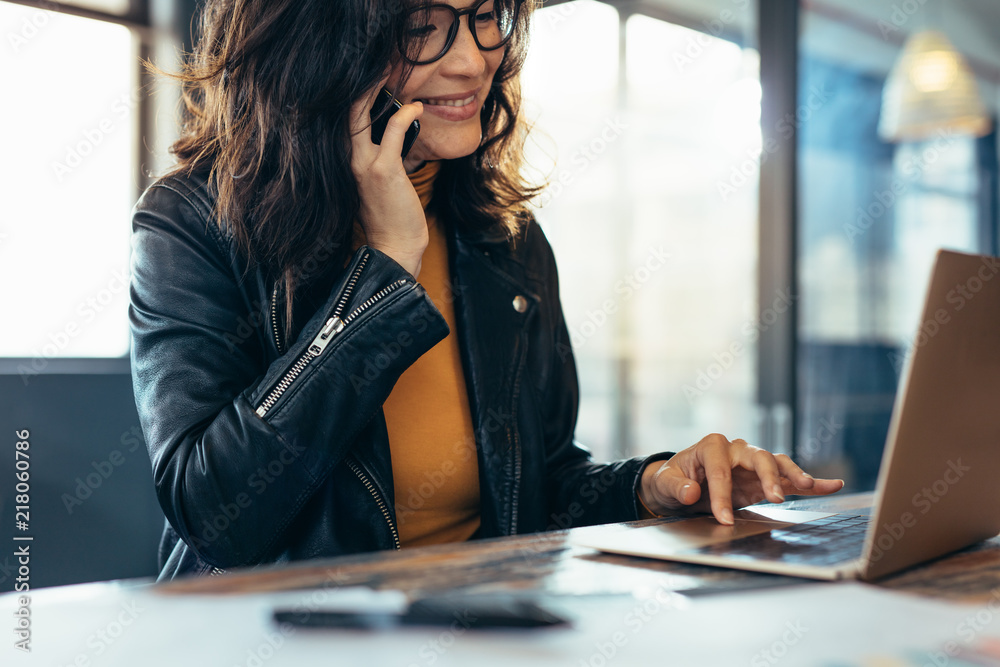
left=401, top=0, right=521, bottom=66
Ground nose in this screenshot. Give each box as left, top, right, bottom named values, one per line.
left=438, top=18, right=487, bottom=77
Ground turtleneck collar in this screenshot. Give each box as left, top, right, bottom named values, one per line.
left=407, top=160, right=440, bottom=210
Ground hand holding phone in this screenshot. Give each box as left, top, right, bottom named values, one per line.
left=349, top=87, right=428, bottom=278
left=370, top=88, right=420, bottom=159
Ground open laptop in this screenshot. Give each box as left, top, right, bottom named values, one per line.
left=576, top=249, right=1000, bottom=581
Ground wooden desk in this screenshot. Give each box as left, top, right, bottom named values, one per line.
left=8, top=492, right=1000, bottom=666
left=160, top=492, right=1000, bottom=604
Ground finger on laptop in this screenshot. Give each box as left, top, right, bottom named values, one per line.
left=698, top=436, right=736, bottom=525
left=773, top=454, right=845, bottom=496
left=781, top=475, right=845, bottom=496
left=731, top=439, right=787, bottom=504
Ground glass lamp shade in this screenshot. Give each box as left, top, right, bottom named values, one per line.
left=878, top=30, right=991, bottom=142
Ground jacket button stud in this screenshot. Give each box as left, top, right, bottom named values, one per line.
left=512, top=295, right=527, bottom=313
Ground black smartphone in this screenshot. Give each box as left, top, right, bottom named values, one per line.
left=273, top=598, right=569, bottom=630
left=370, top=88, right=420, bottom=159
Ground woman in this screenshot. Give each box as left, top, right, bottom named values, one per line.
left=130, top=0, right=842, bottom=579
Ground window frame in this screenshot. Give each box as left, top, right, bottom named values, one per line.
left=0, top=0, right=168, bottom=375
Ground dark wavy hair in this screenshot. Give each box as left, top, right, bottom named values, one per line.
left=159, top=0, right=539, bottom=332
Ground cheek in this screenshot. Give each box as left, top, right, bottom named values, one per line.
left=385, top=64, right=405, bottom=93
left=484, top=50, right=505, bottom=80
left=389, top=71, right=421, bottom=102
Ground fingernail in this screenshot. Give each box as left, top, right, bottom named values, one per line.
left=772, top=483, right=785, bottom=500
left=722, top=508, right=734, bottom=524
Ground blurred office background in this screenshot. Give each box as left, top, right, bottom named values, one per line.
left=0, top=0, right=996, bottom=590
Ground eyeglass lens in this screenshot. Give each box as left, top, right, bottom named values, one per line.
left=405, top=0, right=517, bottom=64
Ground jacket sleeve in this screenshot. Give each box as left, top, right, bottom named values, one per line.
left=129, top=181, right=449, bottom=568
left=526, top=222, right=674, bottom=526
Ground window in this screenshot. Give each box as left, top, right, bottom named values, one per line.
left=1, top=1, right=145, bottom=367
left=797, top=1, right=996, bottom=488
left=60, top=0, right=130, bottom=12
left=522, top=0, right=760, bottom=460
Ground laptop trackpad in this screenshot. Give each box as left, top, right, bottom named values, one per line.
left=609, top=508, right=838, bottom=554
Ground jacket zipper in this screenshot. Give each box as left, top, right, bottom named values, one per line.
left=205, top=456, right=400, bottom=572
left=508, top=334, right=525, bottom=535
left=208, top=252, right=405, bottom=574
left=510, top=427, right=521, bottom=535
left=345, top=457, right=400, bottom=550
left=270, top=282, right=284, bottom=356
left=254, top=252, right=408, bottom=418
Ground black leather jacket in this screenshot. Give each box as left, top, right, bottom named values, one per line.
left=129, top=169, right=670, bottom=580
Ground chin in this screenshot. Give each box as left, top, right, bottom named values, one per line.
left=414, top=125, right=483, bottom=162
left=414, top=144, right=480, bottom=163
left=436, top=145, right=481, bottom=161
left=438, top=134, right=483, bottom=159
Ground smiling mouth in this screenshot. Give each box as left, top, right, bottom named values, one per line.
left=419, top=94, right=477, bottom=107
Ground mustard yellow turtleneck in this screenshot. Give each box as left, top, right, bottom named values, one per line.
left=352, top=161, right=481, bottom=547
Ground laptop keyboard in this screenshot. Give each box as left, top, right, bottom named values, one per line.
left=687, top=514, right=870, bottom=567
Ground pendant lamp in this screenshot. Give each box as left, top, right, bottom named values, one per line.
left=878, top=30, right=991, bottom=141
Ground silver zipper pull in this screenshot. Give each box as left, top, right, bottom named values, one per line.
left=308, top=317, right=345, bottom=356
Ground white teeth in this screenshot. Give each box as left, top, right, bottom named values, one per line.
left=422, top=95, right=476, bottom=107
